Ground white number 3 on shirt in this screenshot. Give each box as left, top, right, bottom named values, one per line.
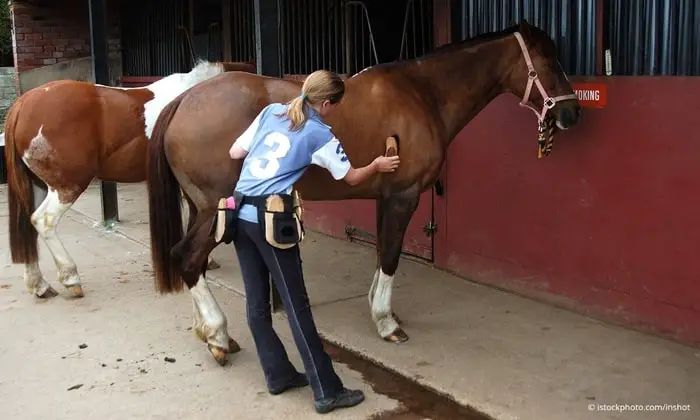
left=249, top=132, right=292, bottom=180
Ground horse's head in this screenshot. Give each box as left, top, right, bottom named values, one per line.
left=503, top=20, right=581, bottom=156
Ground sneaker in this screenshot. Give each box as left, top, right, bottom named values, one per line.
left=268, top=372, right=309, bottom=395
left=314, top=388, right=365, bottom=414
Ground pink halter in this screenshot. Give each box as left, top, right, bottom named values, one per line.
left=513, top=32, right=577, bottom=123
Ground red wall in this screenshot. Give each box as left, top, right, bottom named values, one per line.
left=437, top=76, right=700, bottom=346
left=303, top=77, right=700, bottom=347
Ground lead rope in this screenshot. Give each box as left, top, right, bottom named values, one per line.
left=513, top=31, right=577, bottom=158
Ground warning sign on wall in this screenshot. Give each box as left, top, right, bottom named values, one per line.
left=571, top=83, right=607, bottom=108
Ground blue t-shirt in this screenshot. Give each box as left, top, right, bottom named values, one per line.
left=232, top=103, right=352, bottom=223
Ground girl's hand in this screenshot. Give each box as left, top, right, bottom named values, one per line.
left=373, top=155, right=400, bottom=172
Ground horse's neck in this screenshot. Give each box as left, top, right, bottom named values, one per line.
left=414, top=36, right=516, bottom=141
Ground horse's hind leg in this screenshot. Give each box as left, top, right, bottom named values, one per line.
left=370, top=189, right=420, bottom=343
left=174, top=210, right=239, bottom=366
left=180, top=194, right=220, bottom=270
left=23, top=182, right=57, bottom=298
left=31, top=186, right=86, bottom=298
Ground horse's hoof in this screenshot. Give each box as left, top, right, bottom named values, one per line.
left=208, top=345, right=229, bottom=366
left=392, top=311, right=403, bottom=325
left=207, top=259, right=221, bottom=270
left=383, top=328, right=409, bottom=344
left=68, top=285, right=84, bottom=298
left=37, top=286, right=59, bottom=299
left=228, top=338, right=241, bottom=354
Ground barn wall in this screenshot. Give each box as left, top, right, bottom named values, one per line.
left=426, top=0, right=700, bottom=347
left=437, top=77, right=700, bottom=346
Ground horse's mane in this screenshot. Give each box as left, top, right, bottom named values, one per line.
left=421, top=24, right=521, bottom=58
left=362, top=23, right=521, bottom=75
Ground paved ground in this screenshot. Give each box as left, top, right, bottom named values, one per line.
left=0, top=184, right=400, bottom=420
left=2, top=182, right=699, bottom=420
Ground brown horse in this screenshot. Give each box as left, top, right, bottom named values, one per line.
left=4, top=60, right=255, bottom=300
left=146, top=21, right=581, bottom=365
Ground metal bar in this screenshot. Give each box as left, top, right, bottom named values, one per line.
left=399, top=0, right=410, bottom=60
left=254, top=0, right=282, bottom=76
left=222, top=0, right=232, bottom=61
left=354, top=2, right=378, bottom=65
left=411, top=0, right=417, bottom=57
left=345, top=3, right=352, bottom=74
left=321, top=0, right=326, bottom=70
left=89, top=0, right=119, bottom=223
left=315, top=0, right=320, bottom=70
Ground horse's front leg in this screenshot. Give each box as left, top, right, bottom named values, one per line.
left=369, top=198, right=403, bottom=327
left=370, top=189, right=420, bottom=343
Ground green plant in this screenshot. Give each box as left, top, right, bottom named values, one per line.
left=0, top=1, right=12, bottom=65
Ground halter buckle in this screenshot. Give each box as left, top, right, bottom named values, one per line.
left=544, top=97, right=556, bottom=109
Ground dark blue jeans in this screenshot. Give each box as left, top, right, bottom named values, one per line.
left=232, top=218, right=344, bottom=400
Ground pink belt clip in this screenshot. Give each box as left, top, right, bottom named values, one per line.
left=225, top=196, right=236, bottom=209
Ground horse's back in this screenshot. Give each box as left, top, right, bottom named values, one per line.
left=9, top=81, right=97, bottom=151
left=10, top=80, right=154, bottom=184
left=159, top=72, right=300, bottom=198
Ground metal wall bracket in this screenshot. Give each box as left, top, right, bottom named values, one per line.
left=423, top=221, right=437, bottom=237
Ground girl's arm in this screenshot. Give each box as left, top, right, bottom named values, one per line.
left=229, top=112, right=263, bottom=159
left=311, top=137, right=400, bottom=186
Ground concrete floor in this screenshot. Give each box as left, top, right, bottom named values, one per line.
left=0, top=185, right=400, bottom=420
left=2, top=182, right=699, bottom=420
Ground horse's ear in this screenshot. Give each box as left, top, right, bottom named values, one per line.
left=519, top=19, right=531, bottom=35
left=509, top=19, right=517, bottom=27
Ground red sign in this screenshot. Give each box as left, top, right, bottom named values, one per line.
left=571, top=82, right=607, bottom=108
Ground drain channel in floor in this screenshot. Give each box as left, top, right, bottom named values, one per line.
left=323, top=340, right=494, bottom=420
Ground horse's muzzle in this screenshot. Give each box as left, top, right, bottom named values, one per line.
left=555, top=104, right=582, bottom=130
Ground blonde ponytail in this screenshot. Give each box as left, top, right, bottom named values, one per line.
left=285, top=95, right=307, bottom=131
left=280, top=70, right=345, bottom=131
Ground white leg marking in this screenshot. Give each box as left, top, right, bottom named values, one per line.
left=31, top=189, right=80, bottom=288
left=24, top=262, right=52, bottom=297
left=191, top=276, right=229, bottom=350
left=23, top=184, right=53, bottom=297
left=368, top=268, right=380, bottom=308
left=371, top=269, right=399, bottom=338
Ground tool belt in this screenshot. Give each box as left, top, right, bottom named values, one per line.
left=243, top=191, right=305, bottom=249
left=212, top=191, right=244, bottom=245
left=213, top=190, right=305, bottom=249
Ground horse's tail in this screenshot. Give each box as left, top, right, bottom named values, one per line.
left=147, top=93, right=186, bottom=294
left=4, top=98, right=39, bottom=264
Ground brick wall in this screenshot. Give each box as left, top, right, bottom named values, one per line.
left=9, top=0, right=121, bottom=76
left=0, top=66, right=17, bottom=125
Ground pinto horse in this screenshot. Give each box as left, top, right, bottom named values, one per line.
left=3, top=60, right=255, bottom=300
left=146, top=21, right=581, bottom=366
